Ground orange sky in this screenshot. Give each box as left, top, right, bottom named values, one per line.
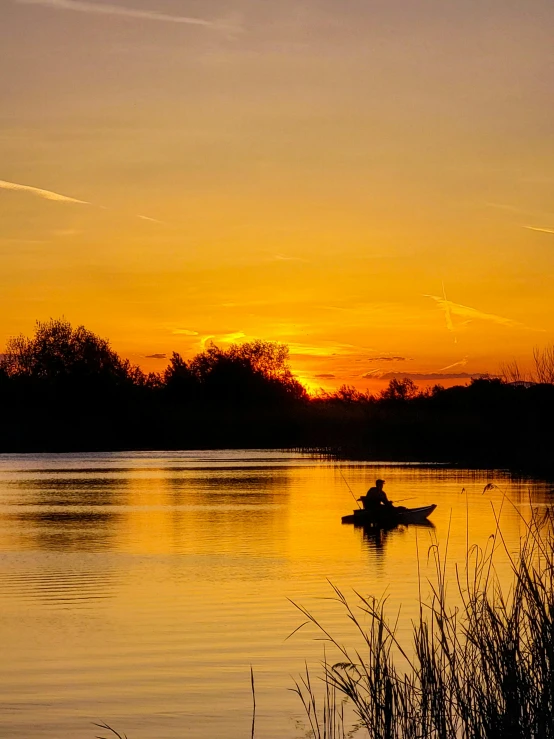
left=1, top=0, right=554, bottom=392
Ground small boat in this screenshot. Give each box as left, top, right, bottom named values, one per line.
left=341, top=504, right=437, bottom=526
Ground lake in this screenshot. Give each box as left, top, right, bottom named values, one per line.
left=0, top=451, right=551, bottom=738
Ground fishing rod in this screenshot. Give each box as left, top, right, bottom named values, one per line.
left=339, top=471, right=415, bottom=508
left=338, top=468, right=362, bottom=509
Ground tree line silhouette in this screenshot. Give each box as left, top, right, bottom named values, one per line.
left=1, top=318, right=553, bottom=473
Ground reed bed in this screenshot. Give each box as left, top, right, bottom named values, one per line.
left=93, top=505, right=554, bottom=738
left=292, top=505, right=554, bottom=738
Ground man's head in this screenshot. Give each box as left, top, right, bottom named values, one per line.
left=376, top=478, right=385, bottom=489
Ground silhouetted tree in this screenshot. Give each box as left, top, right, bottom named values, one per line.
left=0, top=361, right=8, bottom=389
left=379, top=377, right=418, bottom=401
left=534, top=345, right=554, bottom=384
left=0, top=319, right=150, bottom=450
left=330, top=384, right=373, bottom=403
left=163, top=352, right=197, bottom=401
left=187, top=340, right=306, bottom=407
left=228, top=340, right=296, bottom=384
left=1, top=318, right=142, bottom=388
left=2, top=318, right=554, bottom=470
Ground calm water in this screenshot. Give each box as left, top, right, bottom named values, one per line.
left=0, top=451, right=551, bottom=738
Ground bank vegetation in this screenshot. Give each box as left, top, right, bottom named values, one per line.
left=1, top=319, right=553, bottom=473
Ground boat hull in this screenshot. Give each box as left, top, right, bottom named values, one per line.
left=341, top=504, right=436, bottom=526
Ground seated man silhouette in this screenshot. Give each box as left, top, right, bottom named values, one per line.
left=358, top=479, right=395, bottom=513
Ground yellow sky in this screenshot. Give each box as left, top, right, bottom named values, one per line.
left=1, top=0, right=554, bottom=391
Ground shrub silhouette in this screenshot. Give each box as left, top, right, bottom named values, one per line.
left=380, top=377, right=418, bottom=401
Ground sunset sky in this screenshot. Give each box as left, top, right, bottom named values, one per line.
left=1, top=0, right=553, bottom=391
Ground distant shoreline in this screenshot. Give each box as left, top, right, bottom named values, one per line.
left=2, top=320, right=553, bottom=477
left=0, top=445, right=549, bottom=479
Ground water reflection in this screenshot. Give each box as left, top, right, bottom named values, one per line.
left=0, top=562, right=121, bottom=608
left=353, top=521, right=437, bottom=580
left=121, top=468, right=291, bottom=560
left=0, top=465, right=292, bottom=558
left=359, top=520, right=436, bottom=555
left=3, top=474, right=127, bottom=552
left=0, top=452, right=552, bottom=739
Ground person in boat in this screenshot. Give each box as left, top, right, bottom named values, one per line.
left=358, top=479, right=395, bottom=513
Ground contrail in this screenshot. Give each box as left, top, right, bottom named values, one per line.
left=524, top=225, right=554, bottom=235
left=424, top=292, right=540, bottom=331
left=1, top=178, right=166, bottom=224
left=272, top=253, right=310, bottom=263
left=0, top=179, right=91, bottom=205
left=441, top=281, right=455, bottom=339
left=438, top=356, right=469, bottom=372
left=15, top=0, right=235, bottom=30
left=425, top=293, right=521, bottom=327
left=137, top=214, right=166, bottom=225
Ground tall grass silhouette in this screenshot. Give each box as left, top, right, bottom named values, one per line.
left=92, top=502, right=554, bottom=737
left=292, top=503, right=554, bottom=738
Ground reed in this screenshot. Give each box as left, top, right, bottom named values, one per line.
left=291, top=655, right=348, bottom=739
left=292, top=506, right=554, bottom=738
left=93, top=723, right=128, bottom=739
left=91, top=507, right=554, bottom=738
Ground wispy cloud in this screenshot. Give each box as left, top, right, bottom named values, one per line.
left=146, top=353, right=167, bottom=359
left=197, top=331, right=246, bottom=349
left=380, top=371, right=484, bottom=381
left=0, top=179, right=91, bottom=205
left=523, top=225, right=554, bottom=235
left=16, top=0, right=238, bottom=32
left=318, top=305, right=350, bottom=313
left=220, top=300, right=272, bottom=309
left=53, top=228, right=82, bottom=237
left=367, top=356, right=407, bottom=363
left=219, top=331, right=246, bottom=343
left=288, top=341, right=358, bottom=358
left=484, top=203, right=554, bottom=233
left=272, top=253, right=310, bottom=263
left=172, top=329, right=199, bottom=336
left=200, top=335, right=215, bottom=349
left=485, top=201, right=530, bottom=216
left=315, top=373, right=336, bottom=379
